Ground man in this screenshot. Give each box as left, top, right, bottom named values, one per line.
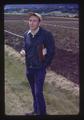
left=20, top=12, right=55, bottom=115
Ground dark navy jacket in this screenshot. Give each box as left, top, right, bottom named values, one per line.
left=23, top=27, right=55, bottom=69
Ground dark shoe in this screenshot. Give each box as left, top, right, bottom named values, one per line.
left=25, top=111, right=37, bottom=115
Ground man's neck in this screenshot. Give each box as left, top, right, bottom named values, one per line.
left=30, top=27, right=40, bottom=36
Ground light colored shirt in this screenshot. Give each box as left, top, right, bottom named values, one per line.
left=27, top=27, right=40, bottom=38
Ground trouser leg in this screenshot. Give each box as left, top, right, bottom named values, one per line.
left=26, top=68, right=37, bottom=113
left=34, top=68, right=46, bottom=115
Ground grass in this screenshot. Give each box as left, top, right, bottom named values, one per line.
left=5, top=51, right=32, bottom=115
left=5, top=49, right=79, bottom=115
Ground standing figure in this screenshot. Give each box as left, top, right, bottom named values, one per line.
left=20, top=12, right=55, bottom=115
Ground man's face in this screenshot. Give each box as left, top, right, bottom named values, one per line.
left=28, top=15, right=40, bottom=31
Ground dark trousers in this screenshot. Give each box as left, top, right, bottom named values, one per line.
left=26, top=67, right=46, bottom=115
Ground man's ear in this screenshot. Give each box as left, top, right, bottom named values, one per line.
left=39, top=21, right=42, bottom=26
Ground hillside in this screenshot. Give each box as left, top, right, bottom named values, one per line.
left=5, top=45, right=79, bottom=115
left=4, top=4, right=79, bottom=14
left=4, top=14, right=79, bottom=84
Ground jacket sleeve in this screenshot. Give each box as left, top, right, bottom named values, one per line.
left=43, top=32, right=55, bottom=68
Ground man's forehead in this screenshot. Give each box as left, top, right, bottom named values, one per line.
left=28, top=16, right=40, bottom=21
left=28, top=12, right=42, bottom=21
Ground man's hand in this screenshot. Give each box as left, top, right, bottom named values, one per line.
left=42, top=48, right=47, bottom=56
left=20, top=49, right=25, bottom=57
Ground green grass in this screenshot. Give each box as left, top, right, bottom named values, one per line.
left=5, top=51, right=32, bottom=115
left=5, top=51, right=79, bottom=115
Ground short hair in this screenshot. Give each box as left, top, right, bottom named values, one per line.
left=28, top=12, right=42, bottom=21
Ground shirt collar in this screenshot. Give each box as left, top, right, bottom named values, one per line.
left=27, top=27, right=40, bottom=37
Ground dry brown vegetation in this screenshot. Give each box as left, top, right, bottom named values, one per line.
left=5, top=45, right=79, bottom=115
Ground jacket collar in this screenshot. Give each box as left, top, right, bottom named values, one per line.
left=27, top=27, right=40, bottom=37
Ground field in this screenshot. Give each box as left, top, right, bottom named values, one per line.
left=5, top=45, right=79, bottom=115
left=4, top=14, right=79, bottom=53
left=4, top=14, right=79, bottom=84
left=4, top=14, right=79, bottom=115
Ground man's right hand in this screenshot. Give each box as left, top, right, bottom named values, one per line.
left=20, top=49, right=25, bottom=57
